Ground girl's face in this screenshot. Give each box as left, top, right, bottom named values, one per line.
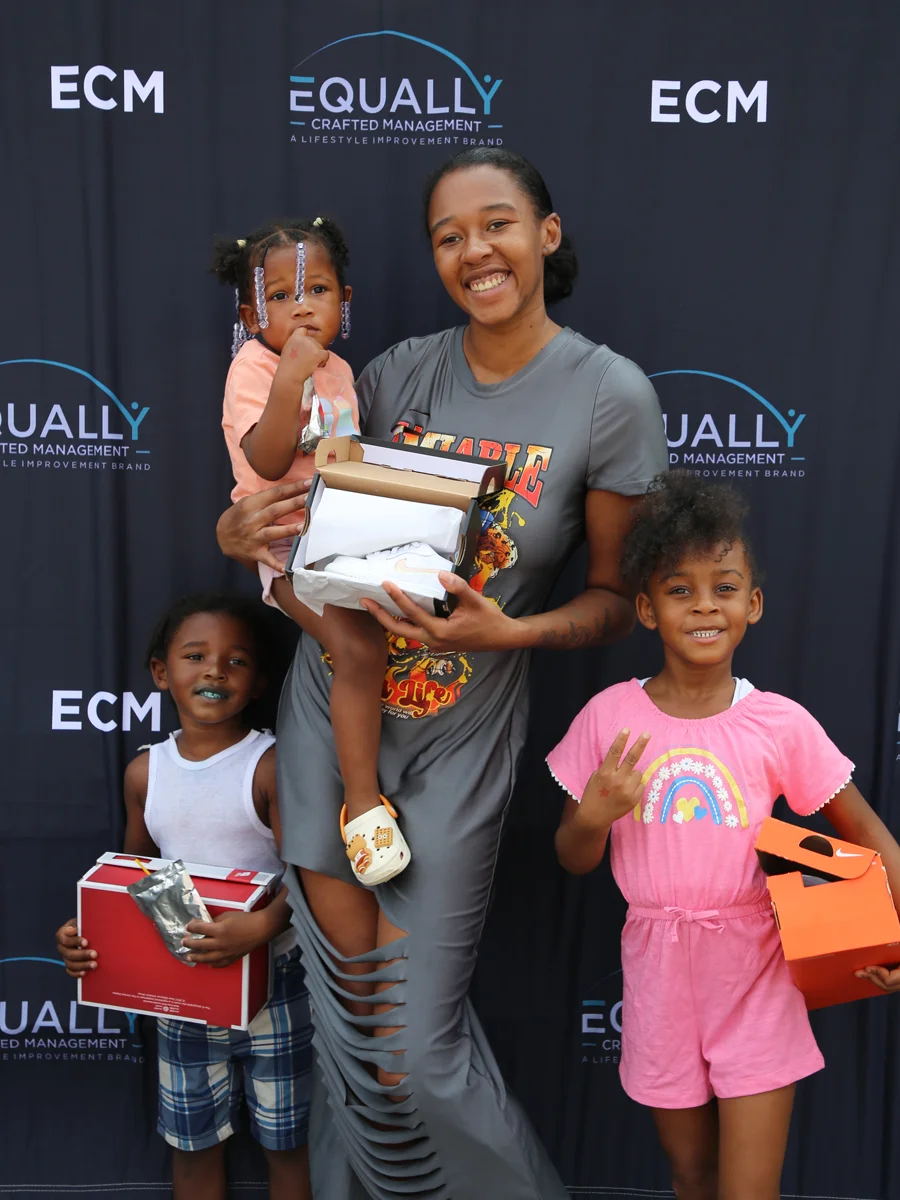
left=636, top=541, right=763, bottom=667
left=427, top=165, right=561, bottom=327
left=240, top=241, right=351, bottom=353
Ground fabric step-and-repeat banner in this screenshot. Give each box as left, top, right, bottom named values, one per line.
left=2, top=3, right=899, bottom=1196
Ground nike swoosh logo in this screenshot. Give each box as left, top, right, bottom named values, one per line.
left=394, top=559, right=442, bottom=575
left=835, top=848, right=863, bottom=858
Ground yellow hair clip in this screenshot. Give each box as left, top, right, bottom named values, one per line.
left=236, top=238, right=247, bottom=248
left=313, top=217, right=324, bottom=227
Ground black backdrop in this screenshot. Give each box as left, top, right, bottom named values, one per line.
left=2, top=3, right=899, bottom=1197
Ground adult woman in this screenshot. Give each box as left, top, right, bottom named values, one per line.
left=217, top=148, right=667, bottom=1199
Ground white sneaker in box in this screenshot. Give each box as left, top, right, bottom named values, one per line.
left=324, top=542, right=453, bottom=589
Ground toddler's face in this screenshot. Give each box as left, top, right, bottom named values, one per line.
left=149, top=612, right=263, bottom=728
left=240, top=241, right=348, bottom=353
left=638, top=541, right=762, bottom=665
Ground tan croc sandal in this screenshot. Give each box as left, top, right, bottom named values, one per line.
left=341, top=796, right=411, bottom=886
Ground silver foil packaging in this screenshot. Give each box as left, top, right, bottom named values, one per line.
left=297, top=376, right=326, bottom=455
left=127, top=859, right=212, bottom=965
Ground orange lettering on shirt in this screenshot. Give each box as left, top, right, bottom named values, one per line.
left=510, top=445, right=552, bottom=507
left=392, top=421, right=423, bottom=445
left=457, top=437, right=474, bottom=456
left=420, top=432, right=456, bottom=451
left=478, top=440, right=503, bottom=461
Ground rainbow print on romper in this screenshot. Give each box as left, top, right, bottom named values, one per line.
left=634, top=748, right=749, bottom=829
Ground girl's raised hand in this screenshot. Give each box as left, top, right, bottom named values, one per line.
left=579, top=729, right=651, bottom=828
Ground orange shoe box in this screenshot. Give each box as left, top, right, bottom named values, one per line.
left=755, top=817, right=900, bottom=1009
left=77, top=853, right=277, bottom=1029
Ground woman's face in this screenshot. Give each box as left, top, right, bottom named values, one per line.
left=427, top=165, right=561, bottom=327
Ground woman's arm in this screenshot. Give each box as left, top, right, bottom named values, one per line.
left=826, top=783, right=900, bottom=993
left=517, top=490, right=635, bottom=649
left=360, top=488, right=636, bottom=654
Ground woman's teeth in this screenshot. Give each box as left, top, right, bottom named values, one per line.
left=468, top=272, right=508, bottom=293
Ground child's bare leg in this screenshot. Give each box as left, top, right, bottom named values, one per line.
left=324, top=606, right=388, bottom=823
left=172, top=1144, right=226, bottom=1200
left=652, top=1103, right=718, bottom=1200
left=270, top=578, right=386, bottom=823
left=717, top=1085, right=794, bottom=1200
left=262, top=1144, right=311, bottom=1200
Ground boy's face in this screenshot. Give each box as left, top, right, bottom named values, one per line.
left=150, top=612, right=264, bottom=727
left=636, top=541, right=762, bottom=666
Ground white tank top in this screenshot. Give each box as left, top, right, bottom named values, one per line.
left=143, top=728, right=295, bottom=954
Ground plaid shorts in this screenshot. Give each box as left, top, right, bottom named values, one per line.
left=156, top=947, right=311, bottom=1152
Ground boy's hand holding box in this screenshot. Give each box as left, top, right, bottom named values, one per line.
left=755, top=817, right=900, bottom=1009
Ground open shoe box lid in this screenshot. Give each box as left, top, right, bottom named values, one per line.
left=298, top=435, right=508, bottom=526
left=754, top=816, right=880, bottom=882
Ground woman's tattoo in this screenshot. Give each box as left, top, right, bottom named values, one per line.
left=536, top=608, right=612, bottom=649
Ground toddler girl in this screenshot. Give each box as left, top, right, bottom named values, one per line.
left=212, top=217, right=408, bottom=885
left=548, top=471, right=900, bottom=1199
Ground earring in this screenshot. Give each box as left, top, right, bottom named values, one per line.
left=295, top=239, right=306, bottom=304
left=340, top=299, right=351, bottom=340
left=254, top=265, right=269, bottom=330
left=231, top=288, right=249, bottom=357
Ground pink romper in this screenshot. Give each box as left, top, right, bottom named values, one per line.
left=547, top=679, right=854, bottom=1108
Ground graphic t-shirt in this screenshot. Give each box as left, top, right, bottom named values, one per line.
left=276, top=326, right=668, bottom=870
left=222, top=337, right=359, bottom=526
left=546, top=679, right=855, bottom=911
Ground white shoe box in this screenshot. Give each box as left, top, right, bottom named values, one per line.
left=286, top=436, right=507, bottom=617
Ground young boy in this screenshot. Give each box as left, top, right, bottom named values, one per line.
left=56, top=593, right=311, bottom=1200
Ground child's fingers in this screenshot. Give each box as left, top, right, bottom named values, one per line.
left=615, top=730, right=651, bottom=774
left=605, top=728, right=631, bottom=769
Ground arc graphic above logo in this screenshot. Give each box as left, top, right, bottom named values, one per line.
left=649, top=369, right=806, bottom=481
left=0, top=956, right=144, bottom=1064
left=0, top=359, right=151, bottom=473
left=289, top=30, right=505, bottom=149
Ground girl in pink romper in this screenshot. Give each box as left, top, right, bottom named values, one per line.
left=548, top=472, right=900, bottom=1199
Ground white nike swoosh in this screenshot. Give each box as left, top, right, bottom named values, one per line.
left=835, top=848, right=863, bottom=858
left=394, top=559, right=442, bottom=575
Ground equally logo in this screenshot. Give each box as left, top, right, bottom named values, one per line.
left=289, top=30, right=504, bottom=150
left=0, top=957, right=144, bottom=1064
left=580, top=968, right=623, bottom=1066
left=0, top=359, right=151, bottom=473
left=649, top=369, right=806, bottom=480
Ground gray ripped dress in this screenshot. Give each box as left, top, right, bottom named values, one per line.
left=278, top=326, right=667, bottom=1199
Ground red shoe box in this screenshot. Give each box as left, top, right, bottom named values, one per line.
left=77, top=853, right=278, bottom=1029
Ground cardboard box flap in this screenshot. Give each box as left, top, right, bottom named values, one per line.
left=755, top=817, right=877, bottom=881
left=95, top=852, right=277, bottom=886
left=313, top=435, right=506, bottom=506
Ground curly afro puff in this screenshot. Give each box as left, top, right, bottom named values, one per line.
left=620, top=471, right=760, bottom=594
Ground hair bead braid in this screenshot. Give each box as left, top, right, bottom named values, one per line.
left=340, top=299, right=351, bottom=339
left=253, top=264, right=269, bottom=330
left=295, top=239, right=306, bottom=304
left=231, top=288, right=249, bottom=358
